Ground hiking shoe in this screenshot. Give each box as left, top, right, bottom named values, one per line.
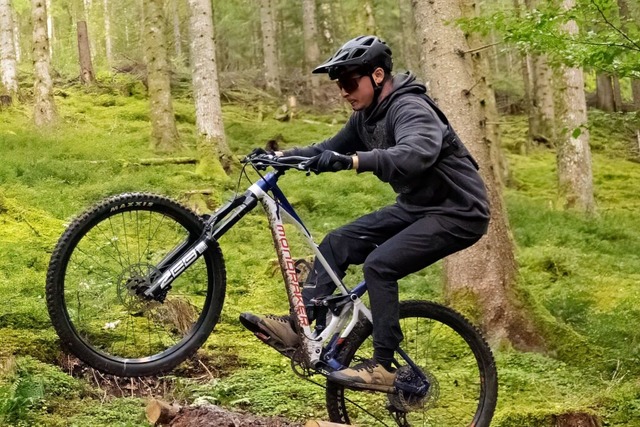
left=328, top=359, right=396, bottom=393
left=239, top=313, right=299, bottom=357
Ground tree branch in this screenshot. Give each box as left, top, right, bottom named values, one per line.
left=459, top=41, right=503, bottom=55
left=591, top=0, right=640, bottom=51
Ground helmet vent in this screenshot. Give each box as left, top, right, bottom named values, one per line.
left=351, top=48, right=367, bottom=58
left=362, top=37, right=374, bottom=46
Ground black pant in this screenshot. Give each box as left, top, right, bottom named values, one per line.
left=302, top=203, right=484, bottom=366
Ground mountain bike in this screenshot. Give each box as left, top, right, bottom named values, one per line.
left=46, top=152, right=498, bottom=426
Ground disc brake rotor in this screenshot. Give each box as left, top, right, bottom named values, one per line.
left=117, top=264, right=161, bottom=313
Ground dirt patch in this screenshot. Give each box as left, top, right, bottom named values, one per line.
left=58, top=354, right=174, bottom=398
left=554, top=412, right=602, bottom=427
left=57, top=349, right=242, bottom=399
left=168, top=404, right=303, bottom=427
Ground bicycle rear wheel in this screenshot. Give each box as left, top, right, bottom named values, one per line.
left=46, top=193, right=226, bottom=377
left=326, top=300, right=497, bottom=426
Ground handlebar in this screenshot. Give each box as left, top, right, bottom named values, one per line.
left=242, top=153, right=313, bottom=171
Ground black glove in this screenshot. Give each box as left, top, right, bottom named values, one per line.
left=305, top=151, right=353, bottom=173
left=247, top=147, right=272, bottom=158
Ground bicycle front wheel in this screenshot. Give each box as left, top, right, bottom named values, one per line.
left=46, top=193, right=226, bottom=377
left=326, top=300, right=497, bottom=426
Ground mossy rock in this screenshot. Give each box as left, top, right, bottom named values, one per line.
left=0, top=329, right=60, bottom=363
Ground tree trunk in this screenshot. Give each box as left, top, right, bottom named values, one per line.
left=556, top=0, right=595, bottom=214
left=531, top=54, right=556, bottom=146
left=45, top=0, right=52, bottom=57
left=396, top=0, right=418, bottom=73
left=595, top=72, right=614, bottom=112
left=632, top=79, right=640, bottom=110
left=612, top=75, right=622, bottom=112
left=187, top=0, right=232, bottom=175
left=76, top=21, right=95, bottom=84
left=0, top=0, right=18, bottom=96
left=144, top=0, right=179, bottom=151
left=520, top=54, right=535, bottom=152
left=31, top=0, right=57, bottom=126
left=412, top=0, right=545, bottom=351
left=259, top=0, right=280, bottom=95
left=12, top=6, right=19, bottom=62
left=319, top=2, right=334, bottom=45
left=103, top=0, right=112, bottom=66
left=617, top=0, right=639, bottom=110
left=364, top=1, right=376, bottom=33
left=302, top=0, right=321, bottom=103
left=172, top=0, right=182, bottom=60
left=82, top=0, right=91, bottom=19
left=525, top=0, right=555, bottom=146
left=513, top=0, right=534, bottom=153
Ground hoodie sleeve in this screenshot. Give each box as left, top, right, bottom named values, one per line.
left=283, top=114, right=363, bottom=158
left=355, top=97, right=444, bottom=182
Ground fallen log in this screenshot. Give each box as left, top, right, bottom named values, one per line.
left=146, top=398, right=181, bottom=426
left=72, top=157, right=197, bottom=166
left=128, top=157, right=197, bottom=166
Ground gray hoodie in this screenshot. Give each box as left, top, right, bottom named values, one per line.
left=287, top=73, right=490, bottom=233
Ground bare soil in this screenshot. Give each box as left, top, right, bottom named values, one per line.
left=59, top=352, right=305, bottom=426
left=168, top=404, right=303, bottom=427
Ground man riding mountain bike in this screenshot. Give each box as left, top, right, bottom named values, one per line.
left=240, top=35, right=490, bottom=392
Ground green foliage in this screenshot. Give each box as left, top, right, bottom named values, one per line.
left=459, top=0, right=640, bottom=77
left=0, top=356, right=89, bottom=425
left=0, top=359, right=44, bottom=425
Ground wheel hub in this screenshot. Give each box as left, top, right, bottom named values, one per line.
left=117, top=264, right=161, bottom=312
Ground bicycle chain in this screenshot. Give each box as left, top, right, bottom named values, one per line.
left=289, top=356, right=405, bottom=427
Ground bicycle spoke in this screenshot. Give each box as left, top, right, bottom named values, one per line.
left=326, top=301, right=496, bottom=427
left=63, top=207, right=208, bottom=359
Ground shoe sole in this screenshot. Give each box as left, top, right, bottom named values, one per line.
left=239, top=313, right=297, bottom=358
left=328, top=376, right=395, bottom=394
left=238, top=313, right=265, bottom=335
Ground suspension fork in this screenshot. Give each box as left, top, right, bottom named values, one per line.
left=142, top=190, right=259, bottom=299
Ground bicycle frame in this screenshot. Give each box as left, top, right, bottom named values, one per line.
left=144, top=168, right=372, bottom=370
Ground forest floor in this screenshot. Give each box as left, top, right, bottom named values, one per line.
left=0, top=82, right=639, bottom=426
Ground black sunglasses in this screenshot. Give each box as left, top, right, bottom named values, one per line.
left=336, top=75, right=365, bottom=93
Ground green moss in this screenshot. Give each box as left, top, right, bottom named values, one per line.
left=447, top=287, right=484, bottom=325
left=0, top=88, right=639, bottom=424
left=62, top=398, right=150, bottom=427
left=0, top=329, right=59, bottom=363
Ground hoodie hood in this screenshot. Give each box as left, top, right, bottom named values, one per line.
left=364, top=72, right=427, bottom=123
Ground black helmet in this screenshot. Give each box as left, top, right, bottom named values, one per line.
left=313, top=35, right=393, bottom=80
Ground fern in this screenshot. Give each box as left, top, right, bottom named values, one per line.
left=0, top=374, right=45, bottom=424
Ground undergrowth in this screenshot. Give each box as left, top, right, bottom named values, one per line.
left=0, top=83, right=638, bottom=426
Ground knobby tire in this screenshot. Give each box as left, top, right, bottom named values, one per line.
left=325, top=300, right=497, bottom=427
left=46, top=193, right=226, bottom=377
